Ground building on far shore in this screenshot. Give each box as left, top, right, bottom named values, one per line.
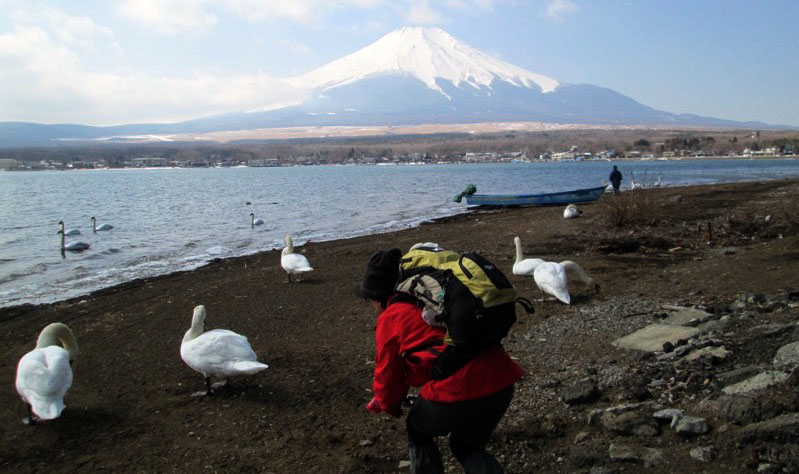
left=131, top=157, right=167, bottom=167
left=0, top=159, right=21, bottom=170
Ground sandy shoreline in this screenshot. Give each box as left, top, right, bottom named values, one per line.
left=2, top=178, right=798, bottom=473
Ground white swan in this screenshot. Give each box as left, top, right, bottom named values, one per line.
left=58, top=226, right=89, bottom=252
left=58, top=220, right=80, bottom=236
left=180, top=305, right=268, bottom=396
left=533, top=261, right=571, bottom=304
left=249, top=213, right=264, bottom=227
left=15, top=323, right=78, bottom=424
left=563, top=204, right=582, bottom=219
left=281, top=233, right=313, bottom=282
left=533, top=260, right=600, bottom=305
left=512, top=236, right=544, bottom=277
left=91, top=216, right=113, bottom=232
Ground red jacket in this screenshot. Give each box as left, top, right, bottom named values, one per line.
left=372, top=297, right=525, bottom=414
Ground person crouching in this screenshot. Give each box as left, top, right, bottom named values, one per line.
left=356, top=248, right=524, bottom=474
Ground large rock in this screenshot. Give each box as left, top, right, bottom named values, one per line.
left=608, top=443, right=663, bottom=467
left=612, top=324, right=701, bottom=352
left=701, top=394, right=788, bottom=425
left=601, top=411, right=660, bottom=437
left=738, top=412, right=799, bottom=444
left=722, top=371, right=789, bottom=396
left=773, top=342, right=799, bottom=372
left=662, top=307, right=713, bottom=326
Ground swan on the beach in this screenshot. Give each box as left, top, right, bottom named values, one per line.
left=563, top=204, right=582, bottom=219
left=180, top=305, right=268, bottom=396
left=249, top=213, right=264, bottom=227
left=281, top=233, right=313, bottom=282
left=91, top=216, right=113, bottom=232
left=15, top=323, right=78, bottom=425
left=533, top=260, right=600, bottom=305
left=58, top=226, right=89, bottom=252
left=58, top=221, right=80, bottom=236
left=512, top=236, right=544, bottom=277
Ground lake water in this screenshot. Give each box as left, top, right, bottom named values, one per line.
left=2, top=159, right=799, bottom=309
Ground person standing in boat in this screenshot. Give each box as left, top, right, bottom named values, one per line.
left=609, top=165, right=623, bottom=195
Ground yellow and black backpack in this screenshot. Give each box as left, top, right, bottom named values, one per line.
left=396, top=244, right=533, bottom=379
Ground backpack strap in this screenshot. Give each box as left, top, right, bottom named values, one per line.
left=515, top=297, right=535, bottom=314
left=401, top=339, right=445, bottom=359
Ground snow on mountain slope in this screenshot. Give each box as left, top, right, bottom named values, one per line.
left=291, top=27, right=559, bottom=97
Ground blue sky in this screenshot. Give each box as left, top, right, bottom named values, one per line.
left=0, top=0, right=796, bottom=127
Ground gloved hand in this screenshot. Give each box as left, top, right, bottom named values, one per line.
left=366, top=397, right=382, bottom=414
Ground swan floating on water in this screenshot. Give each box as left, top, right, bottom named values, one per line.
left=58, top=225, right=90, bottom=252
left=15, top=323, right=78, bottom=425
left=512, top=236, right=544, bottom=277
left=91, top=216, right=113, bottom=232
left=563, top=204, right=583, bottom=219
left=281, top=233, right=313, bottom=282
left=249, top=213, right=264, bottom=227
left=180, top=305, right=268, bottom=396
left=534, top=260, right=599, bottom=305
left=58, top=221, right=80, bottom=236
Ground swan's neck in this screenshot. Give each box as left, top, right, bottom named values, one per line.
left=285, top=236, right=294, bottom=254
left=560, top=261, right=594, bottom=285
left=92, top=219, right=97, bottom=232
left=60, top=231, right=66, bottom=249
left=514, top=238, right=523, bottom=264
left=185, top=315, right=204, bottom=341
left=37, top=323, right=79, bottom=361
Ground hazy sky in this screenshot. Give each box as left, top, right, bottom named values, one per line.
left=1, top=0, right=796, bottom=127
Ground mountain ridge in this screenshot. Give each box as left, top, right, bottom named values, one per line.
left=0, top=26, right=791, bottom=147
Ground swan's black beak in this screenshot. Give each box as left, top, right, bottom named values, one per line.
left=57, top=230, right=63, bottom=235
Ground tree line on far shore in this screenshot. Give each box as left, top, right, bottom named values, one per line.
left=1, top=128, right=797, bottom=168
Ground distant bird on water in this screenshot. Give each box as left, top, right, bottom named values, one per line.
left=91, top=216, right=113, bottom=232
left=250, top=213, right=264, bottom=227
left=180, top=305, right=268, bottom=396
left=58, top=223, right=90, bottom=252
left=15, top=323, right=78, bottom=425
left=281, top=233, right=313, bottom=282
left=58, top=220, right=81, bottom=236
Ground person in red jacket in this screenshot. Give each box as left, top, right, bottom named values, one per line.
left=356, top=248, right=525, bottom=474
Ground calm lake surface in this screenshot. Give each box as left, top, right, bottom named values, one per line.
left=2, top=159, right=798, bottom=308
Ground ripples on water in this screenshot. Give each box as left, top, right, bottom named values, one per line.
left=1, top=159, right=798, bottom=308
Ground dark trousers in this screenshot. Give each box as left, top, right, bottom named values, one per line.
left=406, top=385, right=514, bottom=474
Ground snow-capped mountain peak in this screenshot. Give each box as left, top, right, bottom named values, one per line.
left=292, top=26, right=559, bottom=96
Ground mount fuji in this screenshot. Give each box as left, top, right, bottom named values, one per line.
left=0, top=27, right=777, bottom=146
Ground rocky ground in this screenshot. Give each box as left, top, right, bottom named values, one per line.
left=1, top=179, right=798, bottom=473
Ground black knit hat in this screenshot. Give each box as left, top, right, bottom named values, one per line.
left=355, top=248, right=402, bottom=300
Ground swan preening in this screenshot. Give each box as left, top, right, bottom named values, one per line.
left=91, top=216, right=113, bottom=232
left=249, top=213, right=264, bottom=227
left=281, top=233, right=313, bottom=282
left=563, top=204, right=583, bottom=219
left=15, top=323, right=78, bottom=424
left=58, top=223, right=90, bottom=252
left=512, top=236, right=599, bottom=305
left=58, top=221, right=80, bottom=236
left=180, top=305, right=268, bottom=396
left=534, top=260, right=600, bottom=305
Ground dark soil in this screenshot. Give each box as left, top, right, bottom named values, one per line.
left=1, top=179, right=798, bottom=473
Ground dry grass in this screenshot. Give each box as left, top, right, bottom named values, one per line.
left=599, top=188, right=663, bottom=228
